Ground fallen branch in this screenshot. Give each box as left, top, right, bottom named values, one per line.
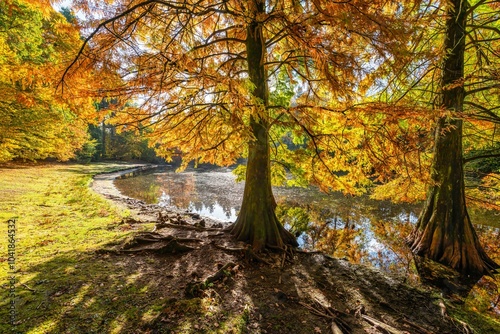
left=299, top=299, right=351, bottom=334
left=361, top=314, right=405, bottom=334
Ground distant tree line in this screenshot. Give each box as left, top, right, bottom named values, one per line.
left=75, top=99, right=163, bottom=163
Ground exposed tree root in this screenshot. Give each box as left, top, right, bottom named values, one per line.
left=123, top=232, right=202, bottom=249
left=267, top=244, right=295, bottom=260
left=212, top=242, right=273, bottom=265
left=150, top=239, right=197, bottom=254
left=361, top=314, right=405, bottom=334
left=399, top=318, right=434, bottom=334
left=154, top=221, right=222, bottom=232
left=97, top=232, right=200, bottom=255
left=330, top=321, right=343, bottom=334
left=222, top=222, right=235, bottom=232
left=185, top=262, right=237, bottom=298
left=122, top=238, right=197, bottom=254
left=453, top=319, right=473, bottom=334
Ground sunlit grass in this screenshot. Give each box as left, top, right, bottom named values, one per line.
left=0, top=162, right=157, bottom=333
left=0, top=162, right=249, bottom=333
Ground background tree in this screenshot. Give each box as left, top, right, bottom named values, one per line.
left=404, top=0, right=499, bottom=275
left=0, top=0, right=96, bottom=162
left=84, top=99, right=161, bottom=162
left=64, top=0, right=418, bottom=250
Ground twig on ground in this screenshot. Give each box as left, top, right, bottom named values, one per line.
left=299, top=299, right=351, bottom=333
left=21, top=283, right=36, bottom=292
left=361, top=314, right=405, bottom=334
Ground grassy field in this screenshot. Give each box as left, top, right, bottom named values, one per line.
left=0, top=163, right=155, bottom=333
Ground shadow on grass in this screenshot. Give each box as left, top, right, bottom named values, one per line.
left=0, top=246, right=211, bottom=334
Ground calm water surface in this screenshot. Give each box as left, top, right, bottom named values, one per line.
left=114, top=166, right=500, bottom=277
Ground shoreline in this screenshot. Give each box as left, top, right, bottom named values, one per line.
left=91, top=164, right=157, bottom=199
left=90, top=163, right=223, bottom=226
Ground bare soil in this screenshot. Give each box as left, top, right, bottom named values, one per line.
left=90, top=167, right=472, bottom=334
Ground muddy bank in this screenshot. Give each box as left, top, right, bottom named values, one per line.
left=91, top=164, right=154, bottom=199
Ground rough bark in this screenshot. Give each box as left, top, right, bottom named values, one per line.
left=230, top=1, right=297, bottom=251
left=408, top=0, right=498, bottom=276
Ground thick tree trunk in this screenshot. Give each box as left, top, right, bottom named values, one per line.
left=230, top=1, right=297, bottom=250
left=231, top=117, right=298, bottom=250
left=408, top=0, right=498, bottom=276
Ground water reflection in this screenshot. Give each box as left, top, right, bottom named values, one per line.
left=275, top=198, right=420, bottom=278
left=114, top=167, right=243, bottom=221
left=115, top=166, right=500, bottom=315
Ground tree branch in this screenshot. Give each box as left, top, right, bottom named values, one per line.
left=464, top=152, right=500, bottom=164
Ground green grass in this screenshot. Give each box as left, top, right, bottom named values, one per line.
left=0, top=162, right=251, bottom=334
left=0, top=162, right=151, bottom=333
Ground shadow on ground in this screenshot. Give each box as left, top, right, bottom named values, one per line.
left=1, top=218, right=482, bottom=334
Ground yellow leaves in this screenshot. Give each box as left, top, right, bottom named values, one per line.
left=0, top=0, right=97, bottom=162
left=21, top=0, right=53, bottom=18
left=15, top=92, right=37, bottom=108
left=371, top=178, right=427, bottom=203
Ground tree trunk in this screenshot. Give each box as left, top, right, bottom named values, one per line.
left=230, top=1, right=297, bottom=250
left=408, top=0, right=498, bottom=276
left=101, top=120, right=106, bottom=159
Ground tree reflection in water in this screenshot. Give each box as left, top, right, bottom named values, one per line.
left=275, top=200, right=419, bottom=281
left=115, top=167, right=243, bottom=221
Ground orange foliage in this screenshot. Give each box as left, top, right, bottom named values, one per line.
left=63, top=0, right=431, bottom=195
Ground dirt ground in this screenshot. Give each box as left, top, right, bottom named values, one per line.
left=90, top=167, right=478, bottom=334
